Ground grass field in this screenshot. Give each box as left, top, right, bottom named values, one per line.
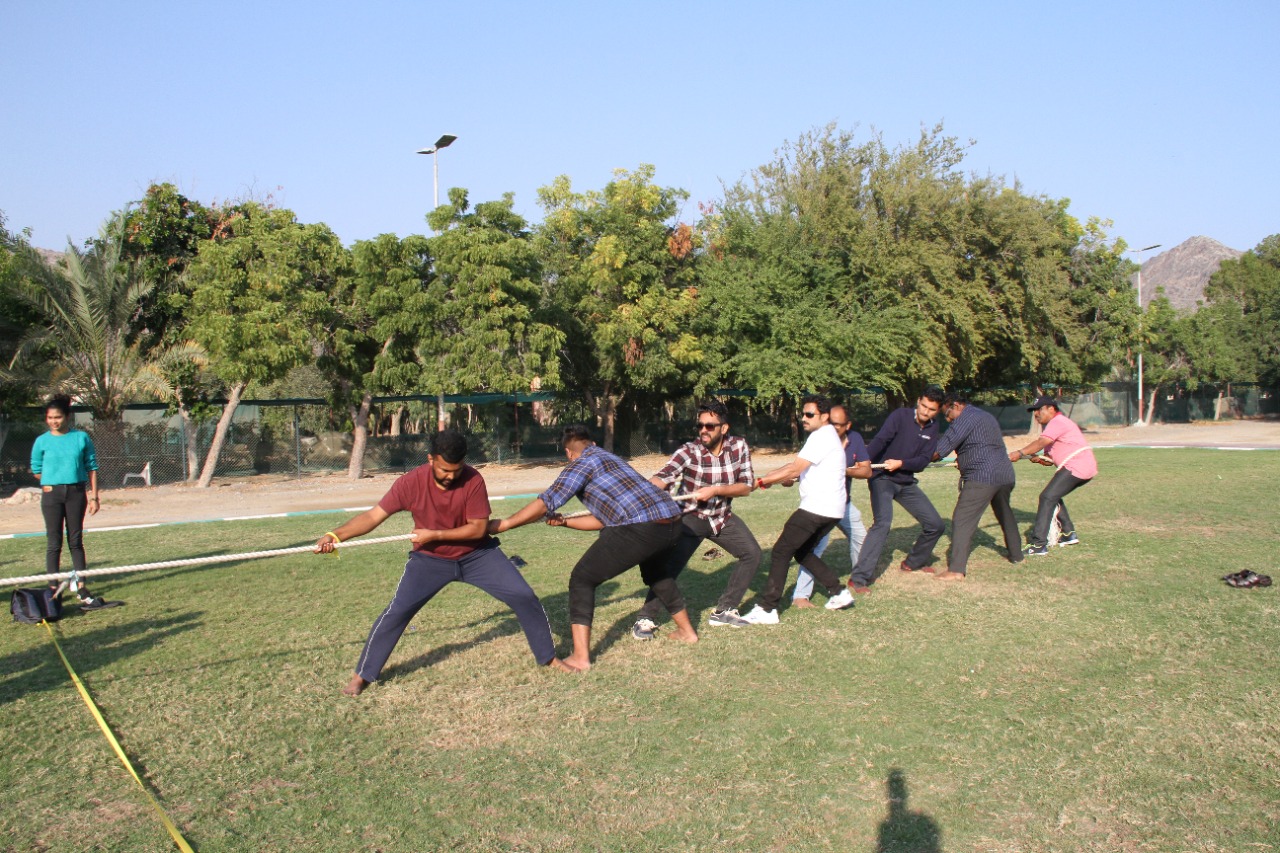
left=2, top=448, right=1278, bottom=852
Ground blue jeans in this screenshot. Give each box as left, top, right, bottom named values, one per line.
left=792, top=498, right=866, bottom=600
left=848, top=477, right=945, bottom=587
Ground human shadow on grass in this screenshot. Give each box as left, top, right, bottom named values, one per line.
left=876, top=768, right=942, bottom=853
left=0, top=610, right=203, bottom=706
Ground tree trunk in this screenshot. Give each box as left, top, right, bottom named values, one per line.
left=178, top=403, right=199, bottom=482
left=584, top=384, right=618, bottom=452
left=1143, top=385, right=1159, bottom=425
left=196, top=381, right=245, bottom=488
left=436, top=392, right=447, bottom=432
left=390, top=405, right=406, bottom=436
left=347, top=391, right=373, bottom=480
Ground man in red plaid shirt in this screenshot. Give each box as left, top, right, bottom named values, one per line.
left=630, top=400, right=762, bottom=637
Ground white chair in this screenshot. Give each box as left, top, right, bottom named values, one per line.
left=122, top=461, right=152, bottom=487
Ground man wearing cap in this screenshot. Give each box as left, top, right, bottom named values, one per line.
left=1009, top=396, right=1098, bottom=557
left=930, top=392, right=1022, bottom=581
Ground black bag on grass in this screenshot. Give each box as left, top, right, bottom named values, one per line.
left=11, top=587, right=62, bottom=624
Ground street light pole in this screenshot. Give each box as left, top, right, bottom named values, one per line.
left=416, top=134, right=457, bottom=209
left=1132, top=243, right=1162, bottom=426
left=415, top=135, right=457, bottom=432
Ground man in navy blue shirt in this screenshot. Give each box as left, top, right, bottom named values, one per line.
left=490, top=425, right=697, bottom=670
left=847, top=386, right=946, bottom=591
left=930, top=392, right=1022, bottom=581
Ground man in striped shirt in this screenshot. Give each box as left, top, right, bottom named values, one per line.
left=490, top=424, right=697, bottom=670
left=930, top=392, right=1022, bottom=581
left=630, top=400, right=761, bottom=638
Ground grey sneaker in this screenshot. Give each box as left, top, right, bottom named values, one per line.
left=1057, top=531, right=1079, bottom=547
left=708, top=608, right=750, bottom=627
left=631, top=618, right=657, bottom=640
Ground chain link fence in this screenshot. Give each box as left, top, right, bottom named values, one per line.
left=3, top=383, right=1275, bottom=494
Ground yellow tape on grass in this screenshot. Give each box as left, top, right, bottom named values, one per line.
left=43, top=621, right=195, bottom=853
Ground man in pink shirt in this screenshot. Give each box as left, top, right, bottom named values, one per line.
left=1009, top=396, right=1098, bottom=557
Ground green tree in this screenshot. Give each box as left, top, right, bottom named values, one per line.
left=0, top=211, right=44, bottom=413
left=536, top=166, right=700, bottom=449
left=183, top=204, right=346, bottom=487
left=8, top=212, right=201, bottom=422
left=320, top=231, right=433, bottom=479
left=1135, top=292, right=1195, bottom=423
left=422, top=190, right=563, bottom=397
left=703, top=124, right=1133, bottom=407
left=1204, top=234, right=1280, bottom=384
left=121, top=184, right=240, bottom=480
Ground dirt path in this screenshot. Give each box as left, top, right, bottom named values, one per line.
left=2, top=420, right=1276, bottom=536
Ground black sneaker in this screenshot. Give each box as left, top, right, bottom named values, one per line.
left=1023, top=543, right=1049, bottom=557
left=79, top=596, right=123, bottom=611
left=631, top=619, right=657, bottom=640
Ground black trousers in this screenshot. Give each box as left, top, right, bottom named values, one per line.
left=757, top=509, right=842, bottom=612
left=636, top=513, right=763, bottom=621
left=569, top=520, right=685, bottom=626
left=947, top=480, right=1021, bottom=574
left=1029, top=468, right=1091, bottom=547
left=41, top=483, right=88, bottom=574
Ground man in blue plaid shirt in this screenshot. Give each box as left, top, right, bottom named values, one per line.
left=630, top=400, right=761, bottom=638
left=490, top=424, right=698, bottom=670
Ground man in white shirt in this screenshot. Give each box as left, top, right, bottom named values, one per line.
left=742, top=395, right=856, bottom=623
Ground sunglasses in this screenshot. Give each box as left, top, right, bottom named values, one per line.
left=697, top=421, right=723, bottom=430
left=801, top=411, right=819, bottom=419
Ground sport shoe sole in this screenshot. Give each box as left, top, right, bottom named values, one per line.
left=631, top=621, right=657, bottom=640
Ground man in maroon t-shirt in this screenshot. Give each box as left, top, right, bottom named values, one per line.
left=314, top=430, right=572, bottom=695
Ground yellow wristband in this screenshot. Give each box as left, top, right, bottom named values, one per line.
left=324, top=532, right=341, bottom=544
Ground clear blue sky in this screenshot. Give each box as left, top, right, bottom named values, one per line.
left=3, top=1, right=1276, bottom=258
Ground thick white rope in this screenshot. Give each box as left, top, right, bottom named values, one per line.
left=1, top=534, right=414, bottom=587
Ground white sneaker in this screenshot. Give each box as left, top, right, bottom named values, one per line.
left=741, top=604, right=779, bottom=625
left=824, top=588, right=855, bottom=610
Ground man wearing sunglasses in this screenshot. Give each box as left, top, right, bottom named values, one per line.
left=742, top=394, right=857, bottom=623
left=846, top=386, right=947, bottom=591
left=630, top=400, right=762, bottom=638
left=791, top=404, right=873, bottom=606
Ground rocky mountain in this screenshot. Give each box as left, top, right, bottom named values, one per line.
left=1136, top=236, right=1242, bottom=312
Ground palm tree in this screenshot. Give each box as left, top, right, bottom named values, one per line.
left=11, top=213, right=209, bottom=485
left=10, top=212, right=206, bottom=422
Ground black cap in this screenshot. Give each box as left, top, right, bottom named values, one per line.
left=1027, top=395, right=1059, bottom=412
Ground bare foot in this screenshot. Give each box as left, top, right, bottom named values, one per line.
left=792, top=598, right=816, bottom=609
left=935, top=570, right=966, bottom=582
left=669, top=627, right=699, bottom=644
left=342, top=673, right=371, bottom=696
left=563, top=656, right=592, bottom=672
left=547, top=658, right=580, bottom=674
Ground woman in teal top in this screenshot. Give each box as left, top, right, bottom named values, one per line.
left=30, top=395, right=113, bottom=609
